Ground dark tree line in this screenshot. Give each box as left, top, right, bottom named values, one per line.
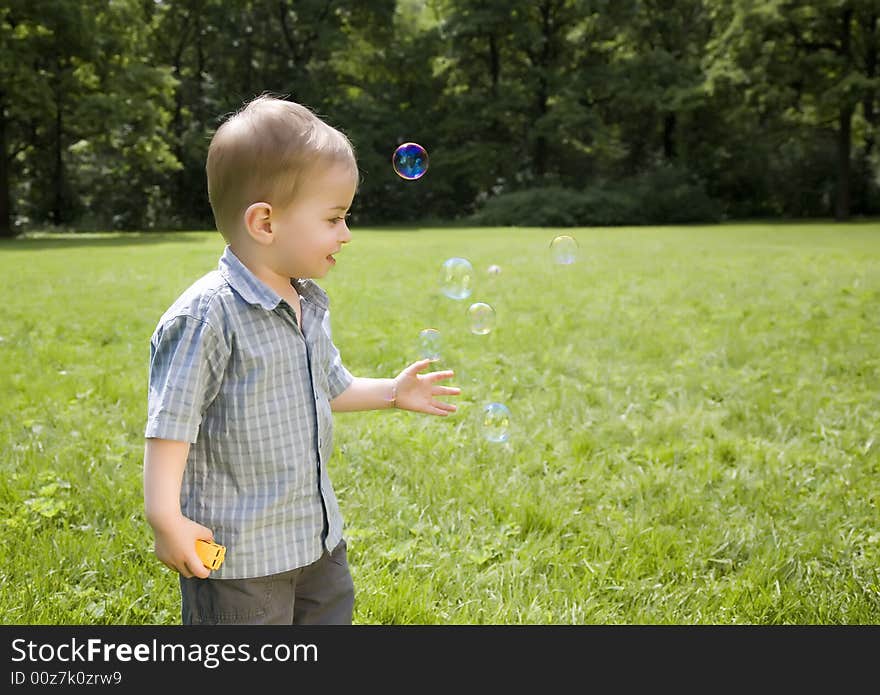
left=1, top=0, right=878, bottom=236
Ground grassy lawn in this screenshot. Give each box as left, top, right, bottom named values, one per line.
left=0, top=222, right=878, bottom=624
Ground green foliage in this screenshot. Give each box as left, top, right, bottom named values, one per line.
left=471, top=187, right=593, bottom=227
left=629, top=166, right=724, bottom=224
left=1, top=223, right=879, bottom=624
left=471, top=167, right=722, bottom=227
left=2, top=0, right=879, bottom=234
left=0, top=0, right=179, bottom=233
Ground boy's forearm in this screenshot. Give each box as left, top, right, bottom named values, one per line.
left=330, top=377, right=396, bottom=412
left=143, top=438, right=191, bottom=529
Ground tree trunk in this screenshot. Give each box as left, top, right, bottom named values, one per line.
left=834, top=104, right=853, bottom=221
left=834, top=7, right=853, bottom=221
left=170, top=14, right=190, bottom=166
left=857, top=11, right=877, bottom=214
left=195, top=11, right=205, bottom=126
left=488, top=33, right=499, bottom=96
left=0, top=91, right=12, bottom=237
left=663, top=112, right=677, bottom=160
left=532, top=0, right=554, bottom=179
left=534, top=79, right=548, bottom=178
left=52, top=79, right=64, bottom=226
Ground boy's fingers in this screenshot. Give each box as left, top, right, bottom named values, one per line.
left=404, top=358, right=439, bottom=375
left=185, top=556, right=211, bottom=579
left=425, top=369, right=455, bottom=382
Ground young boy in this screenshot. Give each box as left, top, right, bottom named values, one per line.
left=143, top=94, right=460, bottom=625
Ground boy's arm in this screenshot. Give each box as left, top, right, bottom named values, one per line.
left=330, top=358, right=461, bottom=415
left=143, top=438, right=214, bottom=579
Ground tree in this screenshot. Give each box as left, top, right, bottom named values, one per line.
left=0, top=0, right=177, bottom=235
left=707, top=0, right=880, bottom=220
left=435, top=0, right=607, bottom=195
left=608, top=0, right=713, bottom=169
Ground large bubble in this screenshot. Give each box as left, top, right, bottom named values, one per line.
left=482, top=402, right=511, bottom=443
left=440, top=257, right=473, bottom=300
left=550, top=234, right=578, bottom=265
left=392, top=142, right=429, bottom=180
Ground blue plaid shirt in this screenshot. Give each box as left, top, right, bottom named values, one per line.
left=145, top=246, right=353, bottom=579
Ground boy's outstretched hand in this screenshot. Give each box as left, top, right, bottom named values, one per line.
left=393, top=358, right=461, bottom=416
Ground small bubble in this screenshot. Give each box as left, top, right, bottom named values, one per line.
left=418, top=328, right=442, bottom=360
left=482, top=402, right=511, bottom=443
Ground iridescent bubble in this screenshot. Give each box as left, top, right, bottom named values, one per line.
left=392, top=142, right=429, bottom=180
left=467, top=302, right=496, bottom=335
left=418, top=328, right=441, bottom=360
left=440, top=257, right=473, bottom=300
left=482, top=402, right=511, bottom=443
left=550, top=234, right=578, bottom=265
left=487, top=264, right=502, bottom=276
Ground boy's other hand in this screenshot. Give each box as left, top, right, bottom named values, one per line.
left=152, top=514, right=216, bottom=579
left=394, top=358, right=461, bottom=416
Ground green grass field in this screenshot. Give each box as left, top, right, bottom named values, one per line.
left=1, top=222, right=878, bottom=624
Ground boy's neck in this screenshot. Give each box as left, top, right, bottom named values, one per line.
left=229, top=242, right=299, bottom=301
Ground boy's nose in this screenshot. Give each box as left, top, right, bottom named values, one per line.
left=339, top=223, right=352, bottom=244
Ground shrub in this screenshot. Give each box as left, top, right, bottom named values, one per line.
left=470, top=187, right=586, bottom=227
left=470, top=166, right=722, bottom=227
left=630, top=166, right=724, bottom=224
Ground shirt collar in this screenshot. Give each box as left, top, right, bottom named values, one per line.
left=218, top=245, right=329, bottom=312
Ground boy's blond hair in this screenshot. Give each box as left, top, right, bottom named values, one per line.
left=206, top=94, right=357, bottom=240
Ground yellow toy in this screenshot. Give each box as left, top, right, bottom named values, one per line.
left=195, top=539, right=226, bottom=570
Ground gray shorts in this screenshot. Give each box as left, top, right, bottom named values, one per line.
left=179, top=539, right=354, bottom=625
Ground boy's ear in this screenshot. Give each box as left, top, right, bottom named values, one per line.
left=244, top=202, right=273, bottom=245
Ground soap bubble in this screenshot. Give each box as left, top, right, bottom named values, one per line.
left=482, top=402, right=511, bottom=443
left=550, top=234, right=578, bottom=265
left=467, top=302, right=496, bottom=335
left=440, top=257, right=473, bottom=300
left=418, top=328, right=441, bottom=360
left=487, top=264, right=502, bottom=276
left=392, top=142, right=429, bottom=180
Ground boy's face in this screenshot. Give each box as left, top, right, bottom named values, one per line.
left=270, top=162, right=357, bottom=280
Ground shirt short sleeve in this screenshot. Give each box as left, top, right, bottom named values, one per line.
left=145, top=315, right=229, bottom=443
